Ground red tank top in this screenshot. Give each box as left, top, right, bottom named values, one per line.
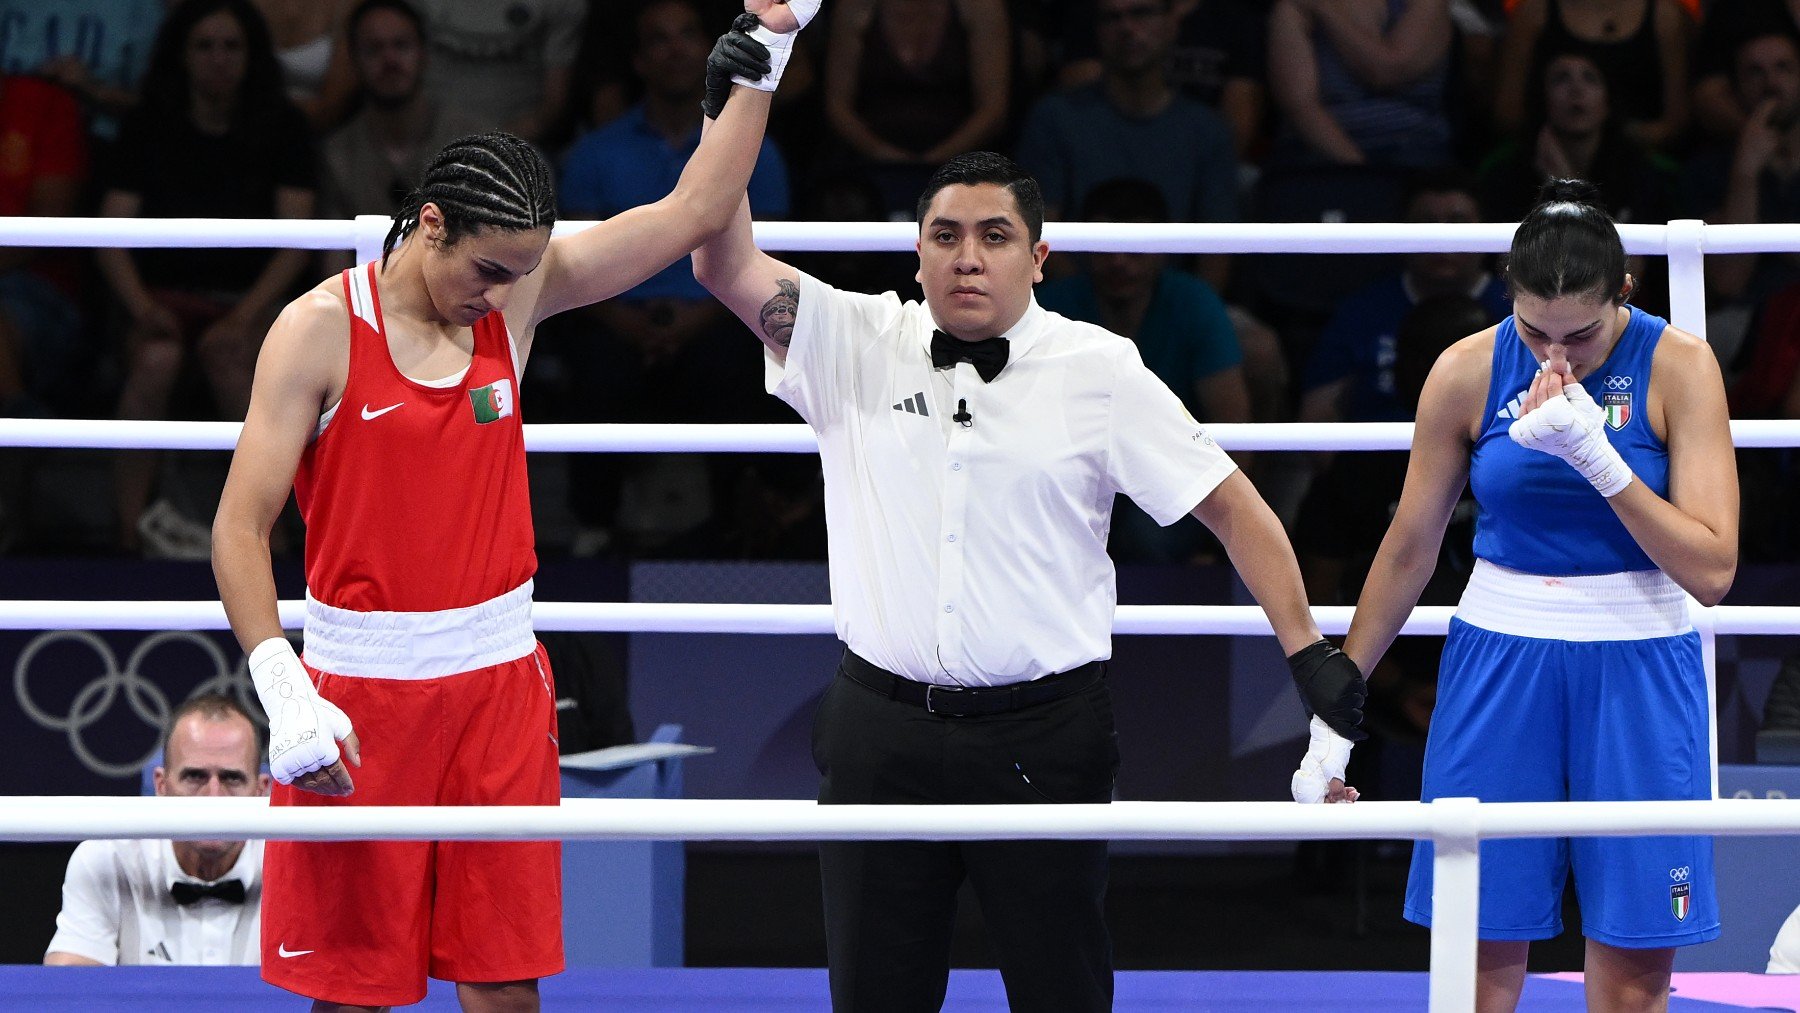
left=295, top=263, right=537, bottom=612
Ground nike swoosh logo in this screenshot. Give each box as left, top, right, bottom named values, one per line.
left=276, top=944, right=314, bottom=958
left=361, top=402, right=404, bottom=420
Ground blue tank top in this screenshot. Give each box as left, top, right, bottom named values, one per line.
left=1469, top=305, right=1669, bottom=575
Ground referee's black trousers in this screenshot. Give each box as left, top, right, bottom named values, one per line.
left=813, top=656, right=1120, bottom=1013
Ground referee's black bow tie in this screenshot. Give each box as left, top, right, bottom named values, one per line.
left=930, top=330, right=1009, bottom=382
left=171, top=879, right=246, bottom=905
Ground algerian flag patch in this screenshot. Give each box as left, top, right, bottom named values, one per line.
left=470, top=379, right=514, bottom=424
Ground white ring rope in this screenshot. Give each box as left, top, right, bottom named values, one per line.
left=1, top=797, right=1797, bottom=844
left=1, top=601, right=1796, bottom=636
left=6, top=216, right=1800, bottom=255
left=3, top=418, right=1798, bottom=452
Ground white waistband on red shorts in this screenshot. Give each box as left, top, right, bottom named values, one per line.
left=1454, top=558, right=1693, bottom=642
left=302, top=579, right=536, bottom=679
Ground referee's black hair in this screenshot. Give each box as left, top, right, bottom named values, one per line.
left=916, top=152, right=1046, bottom=243
left=1505, top=178, right=1629, bottom=304
left=383, top=132, right=557, bottom=264
left=347, top=0, right=426, bottom=47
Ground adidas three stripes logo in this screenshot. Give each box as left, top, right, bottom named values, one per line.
left=892, top=392, right=929, bottom=416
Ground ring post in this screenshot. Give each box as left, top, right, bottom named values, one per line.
left=353, top=214, right=388, bottom=266
left=1429, top=796, right=1481, bottom=1013
left=1694, top=599, right=1721, bottom=799
left=1662, top=219, right=1708, bottom=340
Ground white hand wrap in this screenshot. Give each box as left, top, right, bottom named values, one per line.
left=732, top=0, right=821, bottom=91
left=1291, top=716, right=1355, bottom=804
left=249, top=637, right=353, bottom=786
left=1506, top=380, right=1633, bottom=498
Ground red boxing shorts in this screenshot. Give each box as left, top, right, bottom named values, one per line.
left=261, top=643, right=563, bottom=1007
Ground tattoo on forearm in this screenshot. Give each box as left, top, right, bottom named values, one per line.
left=760, top=279, right=798, bottom=348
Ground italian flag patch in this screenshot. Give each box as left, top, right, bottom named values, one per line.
left=1670, top=882, right=1690, bottom=921
left=470, top=379, right=514, bottom=424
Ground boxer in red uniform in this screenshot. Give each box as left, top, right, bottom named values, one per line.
left=211, top=5, right=817, bottom=1009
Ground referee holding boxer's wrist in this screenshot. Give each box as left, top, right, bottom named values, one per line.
left=694, top=149, right=1362, bottom=1012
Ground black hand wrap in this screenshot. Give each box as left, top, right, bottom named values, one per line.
left=1288, top=639, right=1368, bottom=742
left=702, top=14, right=772, bottom=120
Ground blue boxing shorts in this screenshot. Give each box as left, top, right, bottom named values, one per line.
left=1402, top=561, right=1720, bottom=948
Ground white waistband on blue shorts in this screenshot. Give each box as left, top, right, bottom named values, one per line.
left=302, top=579, right=536, bottom=679
left=1454, top=559, right=1693, bottom=641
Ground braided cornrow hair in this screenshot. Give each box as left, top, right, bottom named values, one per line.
left=382, top=132, right=557, bottom=264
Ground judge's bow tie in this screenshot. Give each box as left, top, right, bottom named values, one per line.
left=930, top=330, right=1009, bottom=382
left=171, top=879, right=246, bottom=905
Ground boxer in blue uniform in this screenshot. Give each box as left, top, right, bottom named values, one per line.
left=1341, top=178, right=1738, bottom=1012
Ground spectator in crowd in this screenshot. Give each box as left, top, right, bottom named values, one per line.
left=1730, top=284, right=1800, bottom=561
left=414, top=0, right=585, bottom=144
left=1038, top=177, right=1247, bottom=424
left=1052, top=0, right=1268, bottom=158
left=552, top=0, right=790, bottom=556
left=1690, top=0, right=1797, bottom=138
left=821, top=0, right=1010, bottom=217
left=1038, top=177, right=1248, bottom=563
left=97, top=0, right=317, bottom=557
left=45, top=693, right=269, bottom=966
left=1686, top=28, right=1800, bottom=367
left=1016, top=0, right=1236, bottom=226
left=1731, top=281, right=1800, bottom=421
left=251, top=0, right=356, bottom=129
left=1492, top=0, right=1689, bottom=150
left=0, top=74, right=87, bottom=419
left=1480, top=47, right=1678, bottom=314
left=1479, top=49, right=1679, bottom=226
left=320, top=0, right=479, bottom=221
left=1266, top=0, right=1455, bottom=168
left=1447, top=0, right=1509, bottom=124
left=0, top=0, right=164, bottom=138
left=1299, top=170, right=1509, bottom=428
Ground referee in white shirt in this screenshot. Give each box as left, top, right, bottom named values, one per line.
left=694, top=151, right=1365, bottom=1011
left=45, top=693, right=269, bottom=966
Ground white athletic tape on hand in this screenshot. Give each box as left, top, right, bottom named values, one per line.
left=733, top=0, right=822, bottom=92
left=1291, top=715, right=1354, bottom=804
left=1506, top=380, right=1633, bottom=497
left=250, top=637, right=352, bottom=785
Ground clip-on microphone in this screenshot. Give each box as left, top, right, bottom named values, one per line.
left=952, top=399, right=973, bottom=427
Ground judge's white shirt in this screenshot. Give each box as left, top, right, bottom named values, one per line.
left=1771, top=903, right=1800, bottom=973
left=46, top=838, right=262, bottom=966
left=769, top=273, right=1237, bottom=686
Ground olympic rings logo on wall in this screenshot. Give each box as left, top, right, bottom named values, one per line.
left=13, top=630, right=261, bottom=778
left=1602, top=376, right=1633, bottom=390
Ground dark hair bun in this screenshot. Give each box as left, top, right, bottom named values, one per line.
left=1535, top=177, right=1603, bottom=209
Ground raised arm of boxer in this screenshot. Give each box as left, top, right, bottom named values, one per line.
left=521, top=12, right=794, bottom=332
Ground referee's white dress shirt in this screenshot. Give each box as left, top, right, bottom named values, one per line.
left=768, top=272, right=1237, bottom=686
left=46, top=838, right=263, bottom=965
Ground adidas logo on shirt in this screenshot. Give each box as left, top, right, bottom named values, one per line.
left=1495, top=390, right=1528, bottom=419
left=892, top=392, right=929, bottom=417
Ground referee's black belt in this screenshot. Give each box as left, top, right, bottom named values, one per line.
left=838, top=650, right=1105, bottom=717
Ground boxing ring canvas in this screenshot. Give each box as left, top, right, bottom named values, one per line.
left=0, top=967, right=1788, bottom=1011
